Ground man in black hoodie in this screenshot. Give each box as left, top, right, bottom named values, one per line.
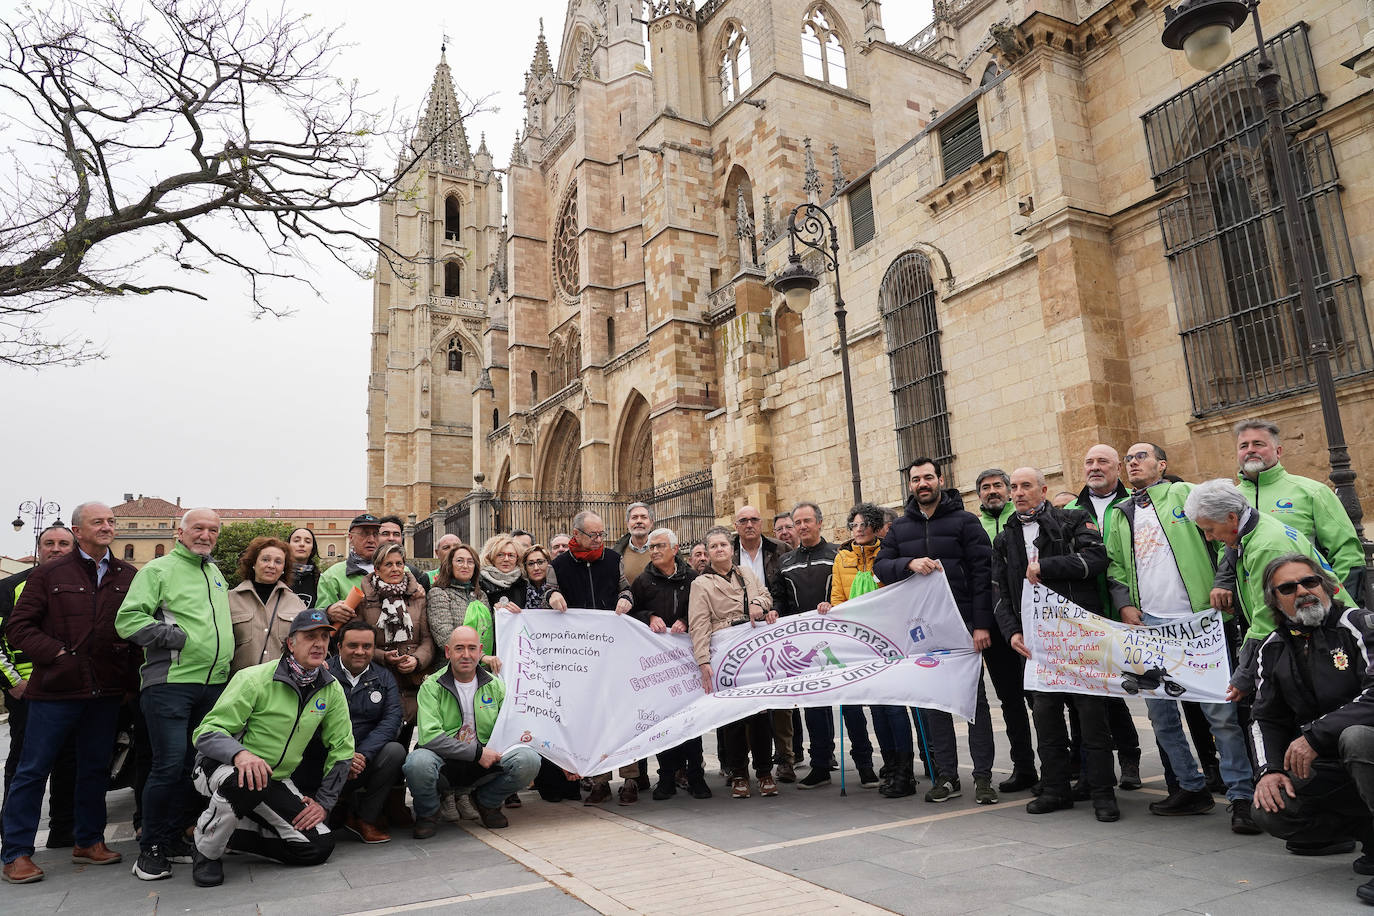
left=875, top=457, right=997, bottom=805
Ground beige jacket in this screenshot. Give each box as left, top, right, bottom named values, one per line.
left=688, top=565, right=771, bottom=665
left=228, top=579, right=306, bottom=673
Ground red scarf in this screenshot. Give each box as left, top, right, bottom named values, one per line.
left=569, top=540, right=604, bottom=564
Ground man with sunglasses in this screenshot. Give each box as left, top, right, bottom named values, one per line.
left=1105, top=444, right=1256, bottom=828
left=1249, top=554, right=1374, bottom=906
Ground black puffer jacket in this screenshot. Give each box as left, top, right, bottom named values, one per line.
left=1251, top=602, right=1374, bottom=774
left=630, top=558, right=696, bottom=628
left=875, top=490, right=994, bottom=631
left=992, top=505, right=1108, bottom=641
left=771, top=539, right=839, bottom=616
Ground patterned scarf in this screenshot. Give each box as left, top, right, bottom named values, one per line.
left=1016, top=500, right=1050, bottom=523
left=369, top=574, right=414, bottom=645
left=284, top=652, right=321, bottom=687
left=480, top=565, right=523, bottom=591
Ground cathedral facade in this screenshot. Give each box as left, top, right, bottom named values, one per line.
left=368, top=0, right=1374, bottom=547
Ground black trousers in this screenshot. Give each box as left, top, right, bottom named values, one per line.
left=1034, top=692, right=1115, bottom=800
left=3, top=691, right=76, bottom=836
left=656, top=736, right=704, bottom=782
left=983, top=629, right=1037, bottom=774
left=1252, top=727, right=1374, bottom=849
left=193, top=762, right=333, bottom=867
left=721, top=712, right=773, bottom=779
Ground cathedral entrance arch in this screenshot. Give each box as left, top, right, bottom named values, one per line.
left=538, top=410, right=582, bottom=495
left=616, top=391, right=654, bottom=496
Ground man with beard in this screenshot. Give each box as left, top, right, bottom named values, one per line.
left=1223, top=420, right=1364, bottom=603
left=875, top=458, right=998, bottom=804
left=614, top=503, right=655, bottom=583
left=1249, top=555, right=1374, bottom=906
left=973, top=470, right=1037, bottom=794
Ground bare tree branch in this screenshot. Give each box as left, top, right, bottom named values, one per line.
left=0, top=0, right=491, bottom=366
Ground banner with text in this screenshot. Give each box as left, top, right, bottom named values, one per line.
left=487, top=572, right=982, bottom=775
left=1020, top=582, right=1231, bottom=703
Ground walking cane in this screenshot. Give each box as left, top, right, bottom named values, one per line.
left=838, top=705, right=847, bottom=796
left=912, top=707, right=935, bottom=779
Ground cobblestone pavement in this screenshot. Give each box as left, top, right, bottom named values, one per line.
left=0, top=708, right=1363, bottom=914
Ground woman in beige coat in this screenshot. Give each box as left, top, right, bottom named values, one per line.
left=689, top=526, right=777, bottom=800
left=229, top=536, right=306, bottom=673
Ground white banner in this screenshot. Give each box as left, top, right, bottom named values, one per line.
left=487, top=572, right=982, bottom=775
left=1020, top=582, right=1231, bottom=703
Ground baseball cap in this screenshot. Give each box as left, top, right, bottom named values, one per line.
left=349, top=513, right=381, bottom=530
left=288, top=609, right=333, bottom=636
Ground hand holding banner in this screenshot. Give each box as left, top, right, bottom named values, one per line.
left=1020, top=582, right=1232, bottom=702
left=486, top=571, right=982, bottom=775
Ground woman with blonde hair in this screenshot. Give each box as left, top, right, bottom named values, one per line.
left=478, top=533, right=528, bottom=610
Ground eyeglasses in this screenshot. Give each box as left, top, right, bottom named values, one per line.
left=525, top=558, right=548, bottom=567
left=648, top=542, right=673, bottom=551
left=575, top=529, right=605, bottom=541
left=849, top=521, right=871, bottom=531
left=1273, top=575, right=1324, bottom=596
left=1124, top=450, right=1153, bottom=463
left=736, top=517, right=761, bottom=524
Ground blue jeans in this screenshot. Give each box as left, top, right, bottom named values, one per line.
left=1141, top=613, right=1254, bottom=801
left=140, top=682, right=224, bottom=851
left=403, top=745, right=540, bottom=815
left=1, top=697, right=120, bottom=863
left=870, top=705, right=914, bottom=753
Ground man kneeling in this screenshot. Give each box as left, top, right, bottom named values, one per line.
left=403, top=626, right=539, bottom=835
left=1250, top=554, right=1374, bottom=906
left=189, top=610, right=354, bottom=886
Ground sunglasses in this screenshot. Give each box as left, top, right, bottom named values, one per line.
left=1273, top=575, right=1324, bottom=596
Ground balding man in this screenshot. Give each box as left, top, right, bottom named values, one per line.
left=117, top=508, right=234, bottom=881
left=0, top=503, right=134, bottom=884
left=403, top=626, right=539, bottom=835
left=427, top=534, right=461, bottom=587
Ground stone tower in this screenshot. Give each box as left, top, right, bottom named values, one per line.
left=365, top=49, right=503, bottom=520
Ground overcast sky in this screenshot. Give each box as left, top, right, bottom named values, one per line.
left=0, top=0, right=933, bottom=560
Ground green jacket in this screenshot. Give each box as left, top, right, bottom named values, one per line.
left=192, top=655, right=354, bottom=810
left=416, top=666, right=505, bottom=761
left=1233, top=511, right=1333, bottom=644
left=315, top=561, right=363, bottom=610
left=462, top=601, right=496, bottom=658
left=1106, top=481, right=1218, bottom=616
left=0, top=572, right=33, bottom=688
left=116, top=542, right=233, bottom=688
left=979, top=503, right=1014, bottom=544
left=1238, top=463, right=1364, bottom=590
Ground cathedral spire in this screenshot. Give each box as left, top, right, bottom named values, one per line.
left=530, top=18, right=553, bottom=80
left=413, top=47, right=472, bottom=168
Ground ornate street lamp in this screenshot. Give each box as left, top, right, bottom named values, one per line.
left=1162, top=0, right=1367, bottom=551
left=772, top=203, right=863, bottom=505
left=13, top=498, right=62, bottom=565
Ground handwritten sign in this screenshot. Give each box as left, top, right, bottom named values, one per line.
left=1020, top=582, right=1231, bottom=703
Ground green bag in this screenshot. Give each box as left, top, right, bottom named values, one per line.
left=849, top=570, right=879, bottom=599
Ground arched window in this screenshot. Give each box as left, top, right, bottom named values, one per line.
left=492, top=407, right=501, bottom=429
left=327, top=543, right=336, bottom=557
left=531, top=370, right=539, bottom=402
left=154, top=544, right=165, bottom=557
left=443, top=261, right=462, bottom=297
left=444, top=195, right=461, bottom=241
left=607, top=317, right=616, bottom=355
left=881, top=252, right=952, bottom=472
left=123, top=544, right=135, bottom=561
left=719, top=24, right=752, bottom=107
left=447, top=337, right=463, bottom=372
left=776, top=305, right=805, bottom=370
left=801, top=7, right=847, bottom=89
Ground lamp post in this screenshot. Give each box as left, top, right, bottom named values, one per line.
left=1162, top=0, right=1365, bottom=544
left=771, top=203, right=863, bottom=506
left=11, top=498, right=62, bottom=566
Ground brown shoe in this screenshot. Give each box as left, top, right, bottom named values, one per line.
left=731, top=777, right=751, bottom=799
left=758, top=774, right=779, bottom=797
left=412, top=815, right=438, bottom=840
left=618, top=780, right=639, bottom=805
left=345, top=815, right=391, bottom=844
left=584, top=782, right=612, bottom=805
left=2, top=855, right=43, bottom=883
left=776, top=761, right=796, bottom=783
left=72, top=841, right=122, bottom=865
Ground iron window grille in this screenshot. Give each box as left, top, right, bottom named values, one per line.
left=881, top=252, right=954, bottom=474
left=1142, top=24, right=1370, bottom=415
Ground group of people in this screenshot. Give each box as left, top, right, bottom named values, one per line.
left=2, top=418, right=1374, bottom=907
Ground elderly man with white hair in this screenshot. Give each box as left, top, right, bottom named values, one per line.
left=1184, top=479, right=1336, bottom=697
left=117, top=508, right=234, bottom=882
